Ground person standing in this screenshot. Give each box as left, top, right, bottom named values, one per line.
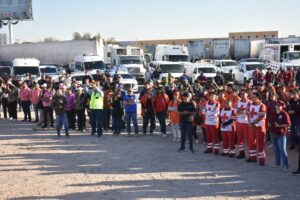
left=235, top=90, right=252, bottom=159
left=141, top=89, right=156, bottom=135
left=7, top=81, right=18, bottom=121
left=203, top=93, right=220, bottom=154
left=89, top=82, right=104, bottom=137
left=74, top=87, right=87, bottom=132
left=287, top=90, right=300, bottom=150
left=42, top=85, right=54, bottom=129
left=65, top=88, right=76, bottom=130
left=31, top=83, right=41, bottom=123
left=246, top=92, right=267, bottom=166
left=177, top=92, right=196, bottom=153
left=111, top=91, right=124, bottom=135
left=123, top=88, right=139, bottom=136
left=220, top=100, right=236, bottom=157
left=270, top=101, right=291, bottom=172
left=51, top=88, right=69, bottom=137
left=168, top=91, right=181, bottom=142
left=153, top=87, right=169, bottom=137
left=1, top=83, right=9, bottom=119
left=19, top=83, right=32, bottom=122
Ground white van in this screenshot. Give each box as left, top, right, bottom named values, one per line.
left=192, top=64, right=217, bottom=83
left=74, top=54, right=106, bottom=75
left=151, top=61, right=186, bottom=82
left=12, top=58, right=41, bottom=80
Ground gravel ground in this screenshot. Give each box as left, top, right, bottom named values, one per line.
left=0, top=114, right=299, bottom=200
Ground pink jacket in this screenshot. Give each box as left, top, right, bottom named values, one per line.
left=19, top=87, right=31, bottom=101
left=31, top=88, right=41, bottom=103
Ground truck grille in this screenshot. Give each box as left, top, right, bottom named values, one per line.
left=127, top=67, right=140, bottom=74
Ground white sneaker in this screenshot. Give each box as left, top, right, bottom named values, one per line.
left=9, top=118, right=13, bottom=121
left=195, top=139, right=199, bottom=144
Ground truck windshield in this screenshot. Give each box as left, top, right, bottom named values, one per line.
left=120, top=57, right=142, bottom=64
left=13, top=67, right=40, bottom=76
left=120, top=74, right=133, bottom=79
left=198, top=68, right=216, bottom=73
left=84, top=61, right=106, bottom=70
left=222, top=61, right=238, bottom=66
left=160, top=64, right=184, bottom=73
left=288, top=52, right=300, bottom=60
left=168, top=55, right=189, bottom=62
left=246, top=64, right=266, bottom=71
left=0, top=68, right=11, bottom=76
left=41, top=68, right=58, bottom=75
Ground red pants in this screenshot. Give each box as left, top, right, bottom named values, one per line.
left=221, top=131, right=236, bottom=156
left=205, top=125, right=219, bottom=153
left=248, top=126, right=266, bottom=162
left=236, top=123, right=249, bottom=154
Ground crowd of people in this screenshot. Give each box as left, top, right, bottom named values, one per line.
left=0, top=65, right=300, bottom=175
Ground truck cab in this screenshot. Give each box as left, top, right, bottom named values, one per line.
left=151, top=61, right=185, bottom=82
left=118, top=55, right=146, bottom=83
left=74, top=54, right=106, bottom=75
left=12, top=58, right=41, bottom=80
left=282, top=51, right=300, bottom=63
left=234, top=62, right=267, bottom=84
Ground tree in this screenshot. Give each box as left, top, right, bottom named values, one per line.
left=106, top=37, right=117, bottom=45
left=82, top=33, right=91, bottom=40
left=44, top=37, right=57, bottom=42
left=73, top=32, right=81, bottom=40
left=92, top=33, right=101, bottom=40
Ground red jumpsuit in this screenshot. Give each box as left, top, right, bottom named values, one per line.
left=235, top=99, right=252, bottom=157
left=203, top=100, right=220, bottom=154
left=220, top=108, right=236, bottom=157
left=247, top=102, right=267, bottom=163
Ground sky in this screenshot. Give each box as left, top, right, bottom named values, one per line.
left=1, top=0, right=300, bottom=42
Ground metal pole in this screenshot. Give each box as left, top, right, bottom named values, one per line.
left=8, top=20, right=13, bottom=45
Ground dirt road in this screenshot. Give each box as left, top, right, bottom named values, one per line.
left=0, top=118, right=299, bottom=200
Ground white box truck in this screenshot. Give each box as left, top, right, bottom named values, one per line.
left=154, top=44, right=190, bottom=62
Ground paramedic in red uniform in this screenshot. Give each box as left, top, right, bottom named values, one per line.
left=235, top=90, right=252, bottom=159
left=247, top=92, right=267, bottom=166
left=203, top=93, right=220, bottom=154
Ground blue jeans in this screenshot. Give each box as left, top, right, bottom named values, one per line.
left=180, top=123, right=194, bottom=151
left=156, top=110, right=167, bottom=134
left=112, top=116, right=121, bottom=132
left=56, top=113, right=69, bottom=135
left=90, top=109, right=103, bottom=135
left=126, top=112, right=138, bottom=134
left=271, top=134, right=288, bottom=168
left=32, top=103, right=39, bottom=122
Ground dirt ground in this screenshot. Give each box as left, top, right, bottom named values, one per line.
left=0, top=115, right=299, bottom=200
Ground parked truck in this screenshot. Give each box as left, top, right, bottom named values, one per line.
left=188, top=41, right=205, bottom=62
left=154, top=44, right=190, bottom=62
left=0, top=39, right=105, bottom=65
left=259, top=37, right=300, bottom=72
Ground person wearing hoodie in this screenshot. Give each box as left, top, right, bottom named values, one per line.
left=51, top=88, right=69, bottom=137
